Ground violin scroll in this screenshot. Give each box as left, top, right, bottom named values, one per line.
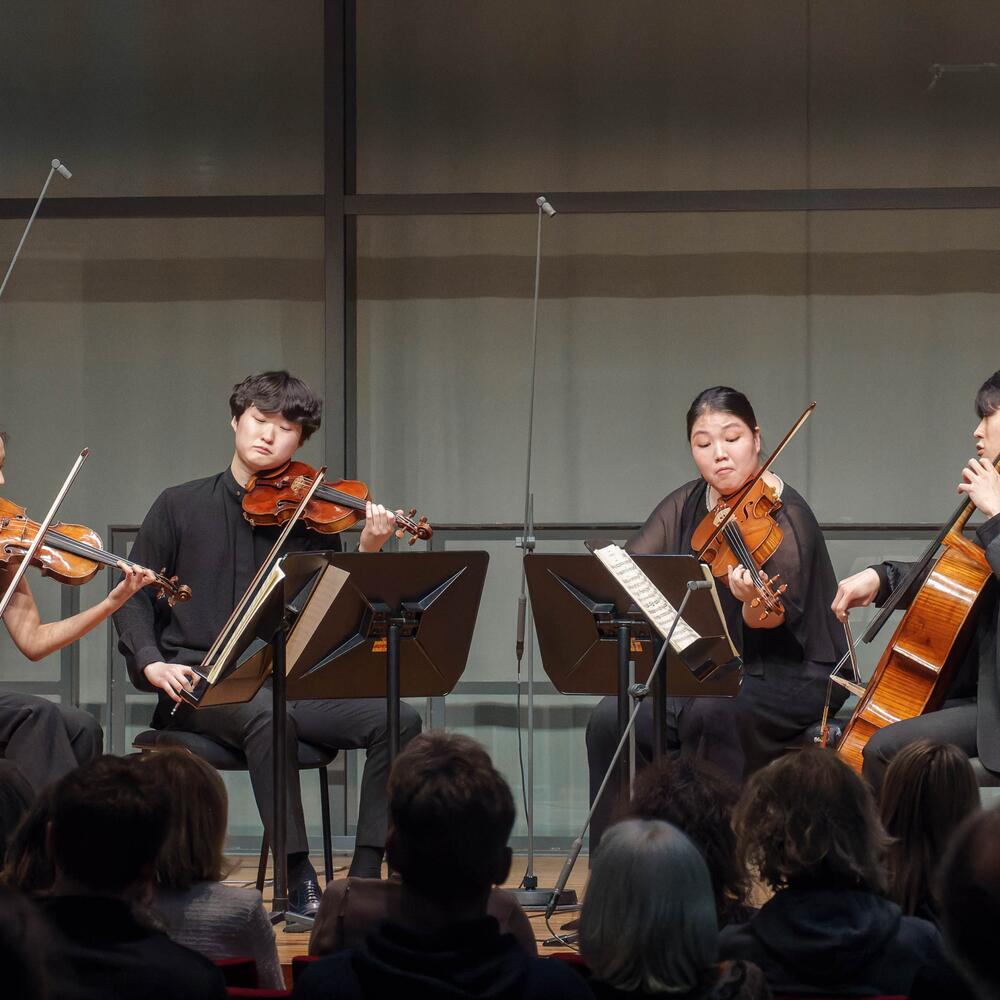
left=395, top=508, right=432, bottom=546
left=158, top=568, right=193, bottom=607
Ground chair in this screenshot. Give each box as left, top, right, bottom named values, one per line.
left=226, top=989, right=291, bottom=999
left=213, top=957, right=259, bottom=988
left=132, top=728, right=336, bottom=887
left=291, top=955, right=320, bottom=984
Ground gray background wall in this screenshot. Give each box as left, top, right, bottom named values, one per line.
left=2, top=0, right=999, bottom=848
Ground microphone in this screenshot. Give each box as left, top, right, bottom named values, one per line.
left=536, top=195, right=556, bottom=217
left=687, top=579, right=713, bottom=591
left=52, top=159, right=72, bottom=180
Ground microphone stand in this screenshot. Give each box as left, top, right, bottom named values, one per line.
left=543, top=580, right=709, bottom=936
left=0, top=159, right=73, bottom=301
left=511, top=196, right=574, bottom=910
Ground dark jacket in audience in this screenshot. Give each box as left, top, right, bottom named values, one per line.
left=718, top=887, right=939, bottom=997
left=309, top=876, right=537, bottom=958
left=40, top=895, right=227, bottom=1000
left=293, top=916, right=594, bottom=1000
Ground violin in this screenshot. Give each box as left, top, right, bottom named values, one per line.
left=689, top=403, right=816, bottom=621
left=0, top=497, right=192, bottom=606
left=690, top=476, right=788, bottom=619
left=241, top=461, right=433, bottom=544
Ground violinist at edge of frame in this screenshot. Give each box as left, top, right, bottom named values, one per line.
left=112, top=371, right=419, bottom=921
left=832, top=370, right=1000, bottom=793
left=585, top=386, right=847, bottom=854
left=0, top=431, right=158, bottom=791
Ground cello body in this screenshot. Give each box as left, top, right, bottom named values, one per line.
left=837, top=525, right=994, bottom=773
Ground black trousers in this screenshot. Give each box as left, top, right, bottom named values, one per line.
left=170, top=688, right=421, bottom=855
left=586, top=661, right=839, bottom=853
left=861, top=698, right=980, bottom=794
left=0, top=692, right=103, bottom=792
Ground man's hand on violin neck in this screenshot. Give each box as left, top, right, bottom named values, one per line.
left=143, top=661, right=198, bottom=703
left=358, top=501, right=402, bottom=552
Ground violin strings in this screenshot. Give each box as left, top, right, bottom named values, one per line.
left=312, top=485, right=418, bottom=531
left=722, top=523, right=776, bottom=607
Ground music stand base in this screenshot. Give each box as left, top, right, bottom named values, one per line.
left=509, top=887, right=578, bottom=911
left=275, top=910, right=315, bottom=933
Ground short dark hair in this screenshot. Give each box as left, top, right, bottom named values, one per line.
left=629, top=757, right=749, bottom=924
left=50, top=756, right=170, bottom=895
left=937, top=806, right=1000, bottom=999
left=685, top=386, right=758, bottom=440
left=229, top=371, right=322, bottom=443
left=387, top=733, right=515, bottom=906
left=975, top=370, right=1000, bottom=419
left=880, top=740, right=979, bottom=917
left=734, top=747, right=888, bottom=893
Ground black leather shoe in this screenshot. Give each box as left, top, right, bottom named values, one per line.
left=288, top=878, right=322, bottom=919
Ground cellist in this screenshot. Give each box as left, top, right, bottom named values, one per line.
left=586, top=386, right=846, bottom=852
left=0, top=431, right=157, bottom=790
left=832, top=370, right=1000, bottom=791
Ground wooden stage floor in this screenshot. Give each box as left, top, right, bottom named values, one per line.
left=230, top=853, right=588, bottom=980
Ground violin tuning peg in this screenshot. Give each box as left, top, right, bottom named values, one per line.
left=394, top=528, right=405, bottom=540
left=407, top=535, right=417, bottom=547
left=408, top=508, right=417, bottom=518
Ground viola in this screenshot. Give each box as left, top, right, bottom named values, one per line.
left=690, top=475, right=788, bottom=619
left=241, top=461, right=433, bottom=544
left=0, top=496, right=192, bottom=606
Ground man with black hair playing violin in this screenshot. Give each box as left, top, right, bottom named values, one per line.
left=586, top=387, right=846, bottom=853
left=0, top=431, right=158, bottom=791
left=832, top=370, right=1000, bottom=792
left=113, top=371, right=420, bottom=919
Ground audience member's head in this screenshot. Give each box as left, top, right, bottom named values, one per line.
left=628, top=756, right=748, bottom=923
left=137, top=749, right=231, bottom=889
left=580, top=819, right=718, bottom=995
left=734, top=747, right=887, bottom=893
left=386, top=732, right=515, bottom=910
left=49, top=755, right=170, bottom=898
left=0, top=761, right=33, bottom=869
left=0, top=889, right=51, bottom=1000
left=1, top=785, right=56, bottom=896
left=936, top=805, right=1000, bottom=1000
left=880, top=739, right=979, bottom=917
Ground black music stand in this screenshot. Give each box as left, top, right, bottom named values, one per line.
left=525, top=552, right=741, bottom=812
left=181, top=550, right=351, bottom=930
left=284, top=552, right=490, bottom=770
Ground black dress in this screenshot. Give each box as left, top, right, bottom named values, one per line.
left=585, top=477, right=846, bottom=851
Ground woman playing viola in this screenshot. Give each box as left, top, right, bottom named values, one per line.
left=0, top=431, right=158, bottom=791
left=586, top=387, right=846, bottom=852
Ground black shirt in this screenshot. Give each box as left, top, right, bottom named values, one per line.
left=113, top=468, right=338, bottom=724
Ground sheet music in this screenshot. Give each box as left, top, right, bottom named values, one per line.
left=203, top=561, right=286, bottom=684
left=592, top=543, right=702, bottom=652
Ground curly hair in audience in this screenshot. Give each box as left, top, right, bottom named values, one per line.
left=628, top=756, right=749, bottom=923
left=880, top=739, right=978, bottom=917
left=734, top=747, right=888, bottom=893
left=137, top=749, right=233, bottom=889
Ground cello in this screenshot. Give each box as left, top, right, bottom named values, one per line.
left=836, top=456, right=1000, bottom=772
